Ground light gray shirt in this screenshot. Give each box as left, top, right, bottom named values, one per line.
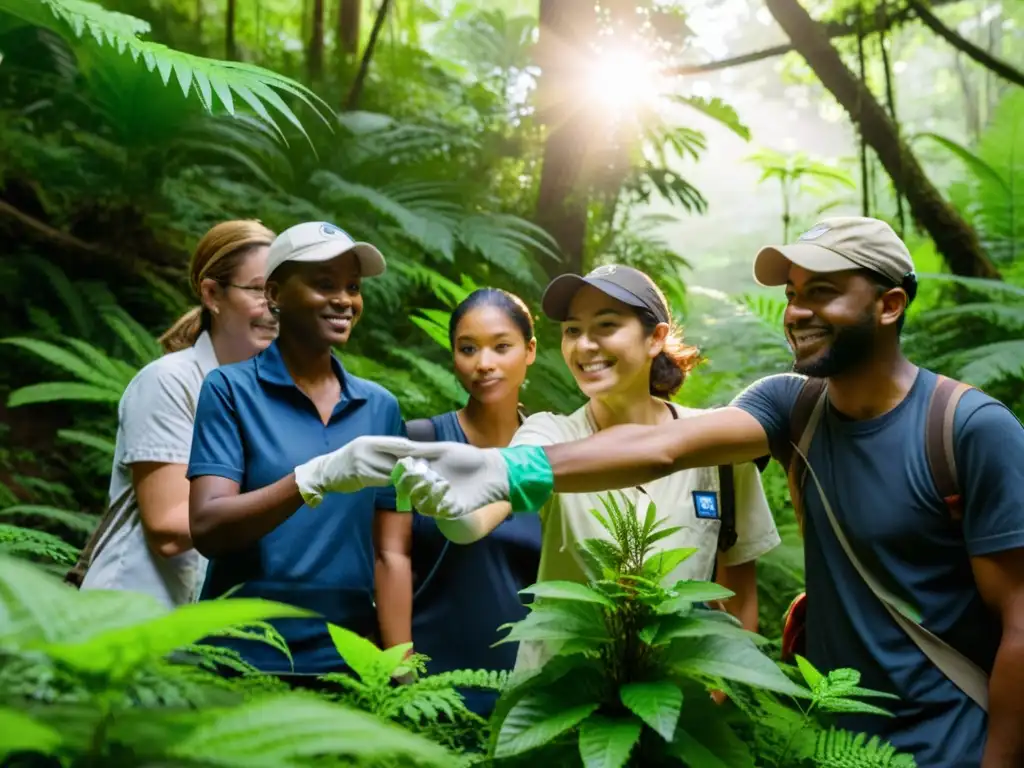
left=80, top=332, right=219, bottom=607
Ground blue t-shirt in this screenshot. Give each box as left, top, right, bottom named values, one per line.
left=733, top=368, right=1024, bottom=767
left=187, top=340, right=402, bottom=675
left=410, top=411, right=542, bottom=715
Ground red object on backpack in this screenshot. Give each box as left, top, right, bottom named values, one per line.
left=781, top=592, right=806, bottom=662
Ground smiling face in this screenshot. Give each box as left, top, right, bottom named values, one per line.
left=560, top=285, right=664, bottom=401
left=784, top=264, right=903, bottom=377
left=267, top=251, right=364, bottom=348
left=452, top=304, right=535, bottom=404
left=201, top=245, right=278, bottom=355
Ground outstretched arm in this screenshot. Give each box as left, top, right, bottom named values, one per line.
left=544, top=407, right=771, bottom=494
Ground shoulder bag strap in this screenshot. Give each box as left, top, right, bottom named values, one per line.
left=926, top=375, right=974, bottom=522
left=792, top=440, right=990, bottom=711
left=64, top=487, right=133, bottom=588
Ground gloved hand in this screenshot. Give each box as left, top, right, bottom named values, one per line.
left=392, top=444, right=555, bottom=518
left=294, top=436, right=438, bottom=508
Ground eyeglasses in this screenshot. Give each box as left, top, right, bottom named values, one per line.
left=222, top=283, right=267, bottom=301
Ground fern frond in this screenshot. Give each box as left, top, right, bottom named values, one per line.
left=313, top=171, right=458, bottom=260
left=0, top=505, right=96, bottom=535
left=2, top=0, right=331, bottom=143
left=0, top=525, right=79, bottom=565
left=812, top=728, right=917, bottom=767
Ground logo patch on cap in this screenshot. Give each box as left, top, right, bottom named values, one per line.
left=589, top=264, right=618, bottom=278
left=798, top=224, right=830, bottom=241
left=319, top=223, right=348, bottom=239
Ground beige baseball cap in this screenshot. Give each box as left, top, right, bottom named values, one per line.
left=266, top=221, right=386, bottom=280
left=753, top=216, right=915, bottom=287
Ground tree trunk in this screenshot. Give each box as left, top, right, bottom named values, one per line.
left=345, top=0, right=391, bottom=110
left=308, top=0, right=325, bottom=82
left=338, top=0, right=360, bottom=55
left=225, top=0, right=236, bottom=60
left=764, top=0, right=1000, bottom=279
left=533, top=0, right=598, bottom=277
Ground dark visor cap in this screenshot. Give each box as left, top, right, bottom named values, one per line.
left=541, top=265, right=670, bottom=324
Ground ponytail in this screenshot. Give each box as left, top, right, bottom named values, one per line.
left=158, top=306, right=206, bottom=354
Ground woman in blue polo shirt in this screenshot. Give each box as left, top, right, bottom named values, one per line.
left=187, top=221, right=406, bottom=680
left=374, top=288, right=542, bottom=714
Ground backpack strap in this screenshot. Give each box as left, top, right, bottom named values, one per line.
left=926, top=375, right=974, bottom=522
left=716, top=464, right=737, bottom=552
left=781, top=377, right=828, bottom=533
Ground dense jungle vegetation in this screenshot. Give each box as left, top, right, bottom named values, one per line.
left=0, top=0, right=1021, bottom=765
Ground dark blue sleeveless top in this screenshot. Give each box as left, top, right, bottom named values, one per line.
left=410, top=410, right=541, bottom=715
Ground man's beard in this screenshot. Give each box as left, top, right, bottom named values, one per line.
left=791, top=313, right=877, bottom=378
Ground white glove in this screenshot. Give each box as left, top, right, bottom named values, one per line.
left=392, top=444, right=510, bottom=519
left=294, top=436, right=438, bottom=508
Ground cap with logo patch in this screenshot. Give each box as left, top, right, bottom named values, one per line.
left=753, top=216, right=915, bottom=287
left=541, top=264, right=671, bottom=324
left=266, top=221, right=386, bottom=280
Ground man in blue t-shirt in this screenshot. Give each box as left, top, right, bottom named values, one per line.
left=389, top=217, right=1024, bottom=767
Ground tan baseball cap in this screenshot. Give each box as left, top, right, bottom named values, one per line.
left=753, top=216, right=915, bottom=287
left=266, top=221, right=386, bottom=280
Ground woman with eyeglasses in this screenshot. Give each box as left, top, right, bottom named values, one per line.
left=74, top=219, right=278, bottom=606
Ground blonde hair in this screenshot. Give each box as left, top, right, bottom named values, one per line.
left=159, top=220, right=275, bottom=354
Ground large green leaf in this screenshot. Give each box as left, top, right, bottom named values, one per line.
left=672, top=635, right=810, bottom=697
left=40, top=598, right=314, bottom=678
left=0, top=555, right=164, bottom=647
left=656, top=581, right=735, bottom=614
left=497, top=599, right=611, bottom=646
left=0, top=708, right=62, bottom=760
left=6, top=382, right=123, bottom=407
left=652, top=611, right=768, bottom=646
left=519, top=580, right=615, bottom=608
left=170, top=694, right=452, bottom=767
left=619, top=680, right=682, bottom=741
left=578, top=714, right=643, bottom=768
left=495, top=690, right=600, bottom=758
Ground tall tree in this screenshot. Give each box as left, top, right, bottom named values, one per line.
left=224, top=0, right=236, bottom=60
left=338, top=0, right=361, bottom=56
left=309, top=0, right=325, bottom=81
left=764, top=0, right=1000, bottom=279
left=532, top=0, right=599, bottom=277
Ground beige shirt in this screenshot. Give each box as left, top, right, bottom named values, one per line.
left=80, top=332, right=219, bottom=607
left=509, top=402, right=781, bottom=670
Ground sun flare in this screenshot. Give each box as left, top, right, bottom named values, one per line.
left=583, top=47, right=663, bottom=112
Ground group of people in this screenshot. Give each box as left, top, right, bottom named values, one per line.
left=71, top=214, right=1024, bottom=767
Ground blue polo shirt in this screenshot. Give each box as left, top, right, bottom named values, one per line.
left=187, top=340, right=402, bottom=675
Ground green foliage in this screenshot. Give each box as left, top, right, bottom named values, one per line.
left=1, top=0, right=332, bottom=142
left=485, top=496, right=913, bottom=767
left=0, top=554, right=459, bottom=767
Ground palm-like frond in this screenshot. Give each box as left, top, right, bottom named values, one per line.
left=0, top=0, right=332, bottom=142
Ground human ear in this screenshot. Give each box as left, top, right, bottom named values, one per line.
left=879, top=288, right=908, bottom=329
left=647, top=322, right=670, bottom=359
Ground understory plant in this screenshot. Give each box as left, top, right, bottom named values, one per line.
left=0, top=554, right=458, bottom=767
left=320, top=622, right=508, bottom=754
left=485, top=495, right=916, bottom=767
